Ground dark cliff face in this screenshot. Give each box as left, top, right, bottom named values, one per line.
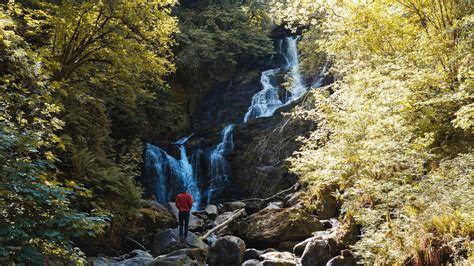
left=225, top=99, right=317, bottom=199
left=188, top=70, right=317, bottom=201
left=142, top=34, right=324, bottom=204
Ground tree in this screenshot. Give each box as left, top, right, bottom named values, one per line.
left=274, top=0, right=474, bottom=263
left=0, top=10, right=106, bottom=263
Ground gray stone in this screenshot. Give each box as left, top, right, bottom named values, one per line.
left=300, top=238, right=337, bottom=266
left=242, top=259, right=264, bottom=266
left=208, top=236, right=246, bottom=266
left=223, top=201, right=246, bottom=212
left=152, top=228, right=208, bottom=256
left=205, top=205, right=219, bottom=219
left=260, top=251, right=297, bottom=266
left=244, top=248, right=263, bottom=261
left=293, top=237, right=314, bottom=256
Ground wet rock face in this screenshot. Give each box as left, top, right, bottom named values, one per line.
left=244, top=208, right=324, bottom=245
left=190, top=70, right=262, bottom=140
left=208, top=236, right=246, bottom=266
left=225, top=101, right=317, bottom=200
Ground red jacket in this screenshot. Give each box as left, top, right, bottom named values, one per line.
left=175, top=192, right=193, bottom=212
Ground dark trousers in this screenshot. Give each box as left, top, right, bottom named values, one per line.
left=178, top=211, right=190, bottom=238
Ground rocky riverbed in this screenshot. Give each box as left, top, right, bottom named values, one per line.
left=89, top=183, right=359, bottom=265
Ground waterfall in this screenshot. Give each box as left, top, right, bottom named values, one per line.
left=207, top=124, right=234, bottom=204
left=145, top=144, right=168, bottom=204
left=144, top=135, right=201, bottom=210
left=312, top=61, right=329, bottom=88
left=243, top=36, right=306, bottom=123
left=144, top=126, right=234, bottom=208
left=144, top=35, right=310, bottom=208
left=284, top=36, right=306, bottom=101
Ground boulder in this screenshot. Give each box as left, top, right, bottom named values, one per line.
left=152, top=248, right=207, bottom=265
left=223, top=201, right=246, bottom=212
left=242, top=259, right=264, bottom=266
left=260, top=251, right=297, bottom=266
left=138, top=207, right=177, bottom=227
left=142, top=200, right=169, bottom=213
left=205, top=205, right=219, bottom=219
left=326, top=250, right=357, bottom=266
left=213, top=211, right=242, bottom=235
left=244, top=248, right=264, bottom=261
left=152, top=228, right=208, bottom=255
left=294, top=217, right=359, bottom=257
left=192, top=210, right=209, bottom=220
left=300, top=238, right=338, bottom=266
left=293, top=237, right=313, bottom=256
left=245, top=208, right=324, bottom=244
left=215, top=211, right=236, bottom=225
left=244, top=200, right=266, bottom=215
left=208, top=236, right=246, bottom=266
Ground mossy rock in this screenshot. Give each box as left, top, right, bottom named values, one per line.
left=244, top=208, right=324, bottom=244
left=138, top=207, right=178, bottom=231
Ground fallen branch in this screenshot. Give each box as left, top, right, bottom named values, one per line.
left=242, top=183, right=297, bottom=203
left=201, top=208, right=245, bottom=240
left=125, top=236, right=149, bottom=252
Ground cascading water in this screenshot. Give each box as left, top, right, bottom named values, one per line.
left=144, top=135, right=201, bottom=210
left=207, top=124, right=234, bottom=204
left=144, top=35, right=314, bottom=209
left=144, top=125, right=234, bottom=209
left=312, top=61, right=329, bottom=88
left=244, top=36, right=306, bottom=123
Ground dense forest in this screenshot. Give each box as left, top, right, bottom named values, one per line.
left=1, top=0, right=472, bottom=265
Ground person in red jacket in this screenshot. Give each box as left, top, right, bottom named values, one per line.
left=175, top=188, right=193, bottom=244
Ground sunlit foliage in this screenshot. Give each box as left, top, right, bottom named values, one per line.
left=1, top=0, right=179, bottom=261
left=0, top=10, right=107, bottom=263
left=275, top=0, right=474, bottom=263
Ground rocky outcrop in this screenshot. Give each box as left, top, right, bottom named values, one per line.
left=243, top=208, right=324, bottom=245
left=152, top=228, right=207, bottom=256
left=135, top=200, right=178, bottom=248
left=208, top=236, right=246, bottom=266
left=226, top=105, right=316, bottom=200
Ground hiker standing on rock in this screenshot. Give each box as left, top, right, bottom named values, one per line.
left=175, top=188, right=193, bottom=244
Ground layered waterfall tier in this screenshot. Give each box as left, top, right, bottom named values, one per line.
left=144, top=125, right=234, bottom=209
left=244, top=36, right=306, bottom=123
left=143, top=35, right=314, bottom=209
